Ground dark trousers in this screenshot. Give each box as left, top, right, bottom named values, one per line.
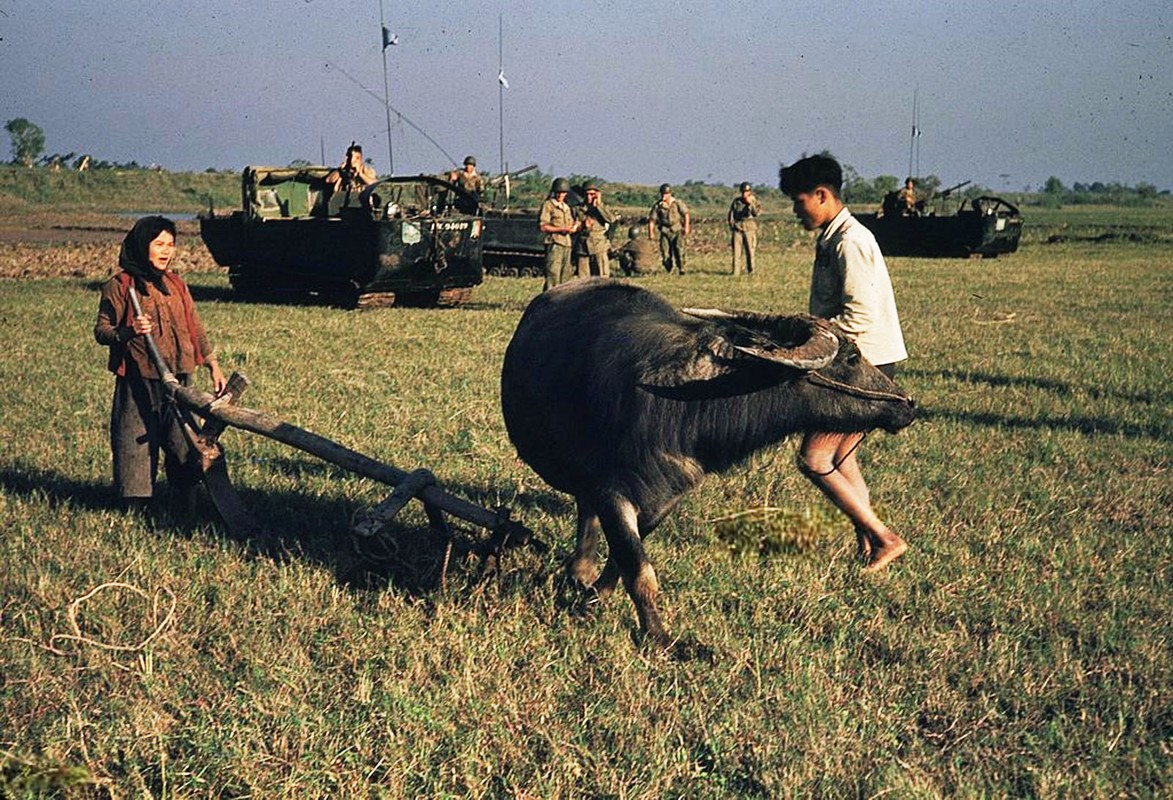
left=110, top=375, right=195, bottom=499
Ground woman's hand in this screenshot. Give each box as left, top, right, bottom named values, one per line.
left=208, top=361, right=228, bottom=395
left=131, top=313, right=153, bottom=336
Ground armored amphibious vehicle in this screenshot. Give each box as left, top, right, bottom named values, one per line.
left=200, top=166, right=483, bottom=307
left=858, top=184, right=1023, bottom=258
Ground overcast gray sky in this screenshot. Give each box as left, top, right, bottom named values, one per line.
left=2, top=0, right=1170, bottom=191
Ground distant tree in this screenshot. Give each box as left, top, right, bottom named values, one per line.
left=5, top=118, right=46, bottom=167
left=1043, top=176, right=1066, bottom=195
left=872, top=175, right=899, bottom=196
left=288, top=159, right=313, bottom=167
left=1136, top=182, right=1158, bottom=200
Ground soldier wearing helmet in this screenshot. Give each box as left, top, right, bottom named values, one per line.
left=449, top=155, right=485, bottom=213
left=574, top=183, right=618, bottom=278
left=647, top=183, right=690, bottom=274
left=539, top=177, right=581, bottom=291
left=728, top=181, right=763, bottom=275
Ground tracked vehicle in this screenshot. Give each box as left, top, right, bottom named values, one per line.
left=200, top=166, right=483, bottom=306
left=859, top=185, right=1023, bottom=258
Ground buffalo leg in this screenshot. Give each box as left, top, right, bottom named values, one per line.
left=591, top=556, right=621, bottom=599
left=567, top=500, right=604, bottom=586
left=597, top=495, right=669, bottom=646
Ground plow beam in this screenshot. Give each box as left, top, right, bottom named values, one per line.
left=170, top=376, right=541, bottom=552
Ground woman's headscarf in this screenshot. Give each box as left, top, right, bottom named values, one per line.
left=118, top=215, right=177, bottom=295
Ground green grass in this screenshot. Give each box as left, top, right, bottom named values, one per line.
left=0, top=165, right=240, bottom=215
left=1, top=219, right=1170, bottom=796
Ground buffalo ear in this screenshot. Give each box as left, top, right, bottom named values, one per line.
left=638, top=335, right=740, bottom=387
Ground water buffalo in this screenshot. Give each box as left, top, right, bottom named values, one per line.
left=501, top=278, right=915, bottom=645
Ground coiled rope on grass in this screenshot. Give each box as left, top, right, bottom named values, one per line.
left=47, top=582, right=176, bottom=656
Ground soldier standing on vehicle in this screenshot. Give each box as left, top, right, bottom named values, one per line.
left=899, top=177, right=919, bottom=217
left=728, top=181, right=762, bottom=275
left=452, top=155, right=485, bottom=213
left=325, top=143, right=378, bottom=215
left=648, top=183, right=690, bottom=274
left=325, top=143, right=377, bottom=193
left=574, top=184, right=618, bottom=278
left=539, top=177, right=581, bottom=291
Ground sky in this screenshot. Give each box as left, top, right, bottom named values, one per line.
left=2, top=0, right=1170, bottom=192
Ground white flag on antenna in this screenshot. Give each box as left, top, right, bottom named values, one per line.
left=497, top=69, right=509, bottom=89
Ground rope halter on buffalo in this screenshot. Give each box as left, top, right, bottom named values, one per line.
left=796, top=371, right=911, bottom=477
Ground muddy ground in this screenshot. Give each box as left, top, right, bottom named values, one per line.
left=0, top=211, right=219, bottom=279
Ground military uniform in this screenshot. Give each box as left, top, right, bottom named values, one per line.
left=728, top=190, right=762, bottom=275
left=454, top=169, right=485, bottom=198
left=615, top=229, right=659, bottom=275
left=649, top=195, right=690, bottom=273
left=539, top=195, right=577, bottom=291
left=574, top=194, right=618, bottom=277
left=448, top=167, right=483, bottom=215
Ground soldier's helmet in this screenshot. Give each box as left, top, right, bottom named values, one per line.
left=463, top=155, right=476, bottom=166
left=659, top=183, right=671, bottom=194
left=739, top=182, right=752, bottom=192
left=551, top=177, right=571, bottom=194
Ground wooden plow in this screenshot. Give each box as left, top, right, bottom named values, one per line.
left=128, top=289, right=544, bottom=568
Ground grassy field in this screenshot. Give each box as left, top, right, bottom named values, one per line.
left=0, top=211, right=1170, bottom=797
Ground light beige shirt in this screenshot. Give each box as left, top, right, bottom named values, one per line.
left=811, top=207, right=908, bottom=366
left=539, top=198, right=575, bottom=247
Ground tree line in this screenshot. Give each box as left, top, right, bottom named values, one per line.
left=6, top=117, right=1167, bottom=207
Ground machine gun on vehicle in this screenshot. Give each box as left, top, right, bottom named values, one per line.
left=486, top=164, right=539, bottom=210
left=933, top=179, right=972, bottom=200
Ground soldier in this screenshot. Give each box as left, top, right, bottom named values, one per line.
left=325, top=143, right=377, bottom=193
left=614, top=223, right=660, bottom=276
left=574, top=183, right=618, bottom=277
left=325, top=143, right=378, bottom=215
left=539, top=177, right=580, bottom=291
left=648, top=183, right=690, bottom=274
left=452, top=155, right=485, bottom=213
left=898, top=177, right=919, bottom=216
left=728, top=181, right=763, bottom=275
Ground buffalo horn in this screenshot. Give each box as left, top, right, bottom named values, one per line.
left=682, top=308, right=840, bottom=371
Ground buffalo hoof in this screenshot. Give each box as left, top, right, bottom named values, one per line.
left=565, top=556, right=600, bottom=589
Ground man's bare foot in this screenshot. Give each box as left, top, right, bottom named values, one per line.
left=855, top=527, right=872, bottom=562
left=862, top=535, right=908, bottom=573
